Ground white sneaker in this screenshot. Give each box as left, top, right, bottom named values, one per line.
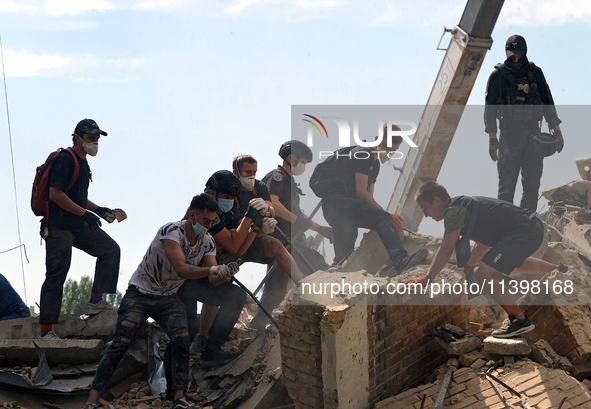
left=40, top=330, right=61, bottom=340
left=84, top=299, right=116, bottom=314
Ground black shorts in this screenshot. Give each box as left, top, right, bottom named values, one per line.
left=481, top=217, right=544, bottom=275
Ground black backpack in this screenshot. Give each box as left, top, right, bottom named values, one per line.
left=309, top=146, right=354, bottom=198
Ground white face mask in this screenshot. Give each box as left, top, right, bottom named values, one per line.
left=239, top=176, right=255, bottom=191
left=292, top=162, right=306, bottom=176
left=82, top=141, right=99, bottom=157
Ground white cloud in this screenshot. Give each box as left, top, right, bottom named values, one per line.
left=500, top=0, right=591, bottom=26
left=42, top=0, right=113, bottom=16
left=2, top=48, right=146, bottom=82
left=227, top=0, right=266, bottom=13
left=0, top=0, right=38, bottom=13
left=139, top=0, right=175, bottom=10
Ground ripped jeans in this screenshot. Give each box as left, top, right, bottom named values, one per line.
left=91, top=286, right=190, bottom=393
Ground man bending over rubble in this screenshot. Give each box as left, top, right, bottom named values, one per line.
left=403, top=181, right=567, bottom=338
left=85, top=194, right=241, bottom=409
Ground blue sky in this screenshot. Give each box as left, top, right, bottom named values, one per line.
left=1, top=0, right=590, bottom=307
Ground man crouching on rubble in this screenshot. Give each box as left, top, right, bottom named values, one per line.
left=403, top=181, right=567, bottom=339
left=85, top=194, right=240, bottom=409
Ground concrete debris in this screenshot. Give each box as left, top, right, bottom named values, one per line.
left=576, top=155, right=591, bottom=181
left=458, top=350, right=485, bottom=367
left=0, top=339, right=104, bottom=366
left=376, top=360, right=591, bottom=409
left=483, top=336, right=532, bottom=356
left=530, top=339, right=573, bottom=370
left=434, top=333, right=482, bottom=356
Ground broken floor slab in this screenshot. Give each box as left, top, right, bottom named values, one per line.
left=0, top=339, right=104, bottom=366
left=0, top=311, right=117, bottom=341
left=375, top=360, right=591, bottom=409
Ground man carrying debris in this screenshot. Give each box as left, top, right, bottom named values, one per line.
left=179, top=170, right=303, bottom=352
left=39, top=119, right=124, bottom=339
left=320, top=124, right=428, bottom=271
left=404, top=181, right=567, bottom=338
left=258, top=142, right=330, bottom=329
left=485, top=34, right=563, bottom=212
left=85, top=193, right=239, bottom=409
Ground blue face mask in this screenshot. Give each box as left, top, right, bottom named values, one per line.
left=192, top=218, right=209, bottom=237
left=218, top=198, right=234, bottom=213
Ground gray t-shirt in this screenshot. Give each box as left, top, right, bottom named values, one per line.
left=129, top=220, right=216, bottom=296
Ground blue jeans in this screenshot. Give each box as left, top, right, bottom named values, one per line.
left=91, top=286, right=190, bottom=393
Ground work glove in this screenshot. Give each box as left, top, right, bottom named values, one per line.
left=249, top=198, right=269, bottom=211
left=209, top=263, right=239, bottom=280
left=391, top=214, right=403, bottom=232
left=489, top=138, right=500, bottom=162
left=294, top=216, right=312, bottom=232
left=316, top=226, right=333, bottom=243
left=262, top=218, right=278, bottom=234
left=553, top=129, right=564, bottom=153
left=83, top=211, right=102, bottom=231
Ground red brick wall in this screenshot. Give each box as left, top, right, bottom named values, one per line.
left=367, top=304, right=471, bottom=407
left=279, top=303, right=325, bottom=409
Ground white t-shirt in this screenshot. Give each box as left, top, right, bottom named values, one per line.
left=128, top=220, right=216, bottom=296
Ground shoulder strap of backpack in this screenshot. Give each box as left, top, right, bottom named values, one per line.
left=64, top=148, right=80, bottom=192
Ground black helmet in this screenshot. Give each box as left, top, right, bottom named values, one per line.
left=279, top=140, right=313, bottom=162
left=532, top=133, right=559, bottom=157
left=506, top=35, right=527, bottom=59
left=205, top=170, right=241, bottom=197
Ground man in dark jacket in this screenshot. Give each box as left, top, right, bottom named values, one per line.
left=484, top=35, right=563, bottom=212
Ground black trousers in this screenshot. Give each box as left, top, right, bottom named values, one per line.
left=322, top=195, right=408, bottom=267
left=177, top=277, right=246, bottom=352
left=91, top=286, right=189, bottom=393
left=41, top=224, right=120, bottom=324
left=498, top=128, right=543, bottom=212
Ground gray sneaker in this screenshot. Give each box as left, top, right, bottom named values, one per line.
left=492, top=315, right=535, bottom=338
left=84, top=299, right=116, bottom=315
left=40, top=330, right=61, bottom=340
left=83, top=404, right=100, bottom=409
left=172, top=397, right=194, bottom=409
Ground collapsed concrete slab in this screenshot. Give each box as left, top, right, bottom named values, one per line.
left=0, top=339, right=104, bottom=366
left=483, top=336, right=531, bottom=356
left=0, top=311, right=117, bottom=341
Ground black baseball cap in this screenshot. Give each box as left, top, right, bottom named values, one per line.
left=505, top=35, right=527, bottom=59
left=74, top=119, right=108, bottom=136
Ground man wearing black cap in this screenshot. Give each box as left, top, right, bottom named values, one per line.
left=485, top=35, right=563, bottom=212
left=39, top=119, right=124, bottom=339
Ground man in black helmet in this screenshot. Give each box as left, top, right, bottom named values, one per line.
left=321, top=124, right=428, bottom=273
left=254, top=142, right=331, bottom=330
left=485, top=35, right=563, bottom=212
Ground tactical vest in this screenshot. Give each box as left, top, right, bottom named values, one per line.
left=495, top=62, right=544, bottom=127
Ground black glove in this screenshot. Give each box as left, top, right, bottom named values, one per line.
left=294, top=216, right=312, bottom=232
left=95, top=206, right=113, bottom=221
left=553, top=129, right=564, bottom=153
left=250, top=212, right=263, bottom=229
left=317, top=226, right=333, bottom=243
left=244, top=204, right=260, bottom=220
left=489, top=138, right=500, bottom=162
left=83, top=211, right=102, bottom=231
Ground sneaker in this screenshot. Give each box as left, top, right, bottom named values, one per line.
left=189, top=335, right=207, bottom=356
left=491, top=315, right=535, bottom=338
left=83, top=404, right=100, bottom=409
left=395, top=247, right=429, bottom=275
left=172, top=397, right=194, bottom=409
left=200, top=349, right=241, bottom=366
left=84, top=299, right=116, bottom=315
left=40, top=330, right=61, bottom=340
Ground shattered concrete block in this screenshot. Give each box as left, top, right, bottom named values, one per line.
left=483, top=336, right=531, bottom=356
left=447, top=358, right=459, bottom=367
left=434, top=335, right=482, bottom=356
left=530, top=339, right=572, bottom=370
left=576, top=155, right=591, bottom=181
left=471, top=358, right=486, bottom=370
left=458, top=351, right=485, bottom=367
left=572, top=180, right=590, bottom=199
left=504, top=356, right=515, bottom=365
left=469, top=322, right=484, bottom=331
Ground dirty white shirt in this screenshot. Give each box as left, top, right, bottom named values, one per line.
left=128, top=220, right=216, bottom=296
